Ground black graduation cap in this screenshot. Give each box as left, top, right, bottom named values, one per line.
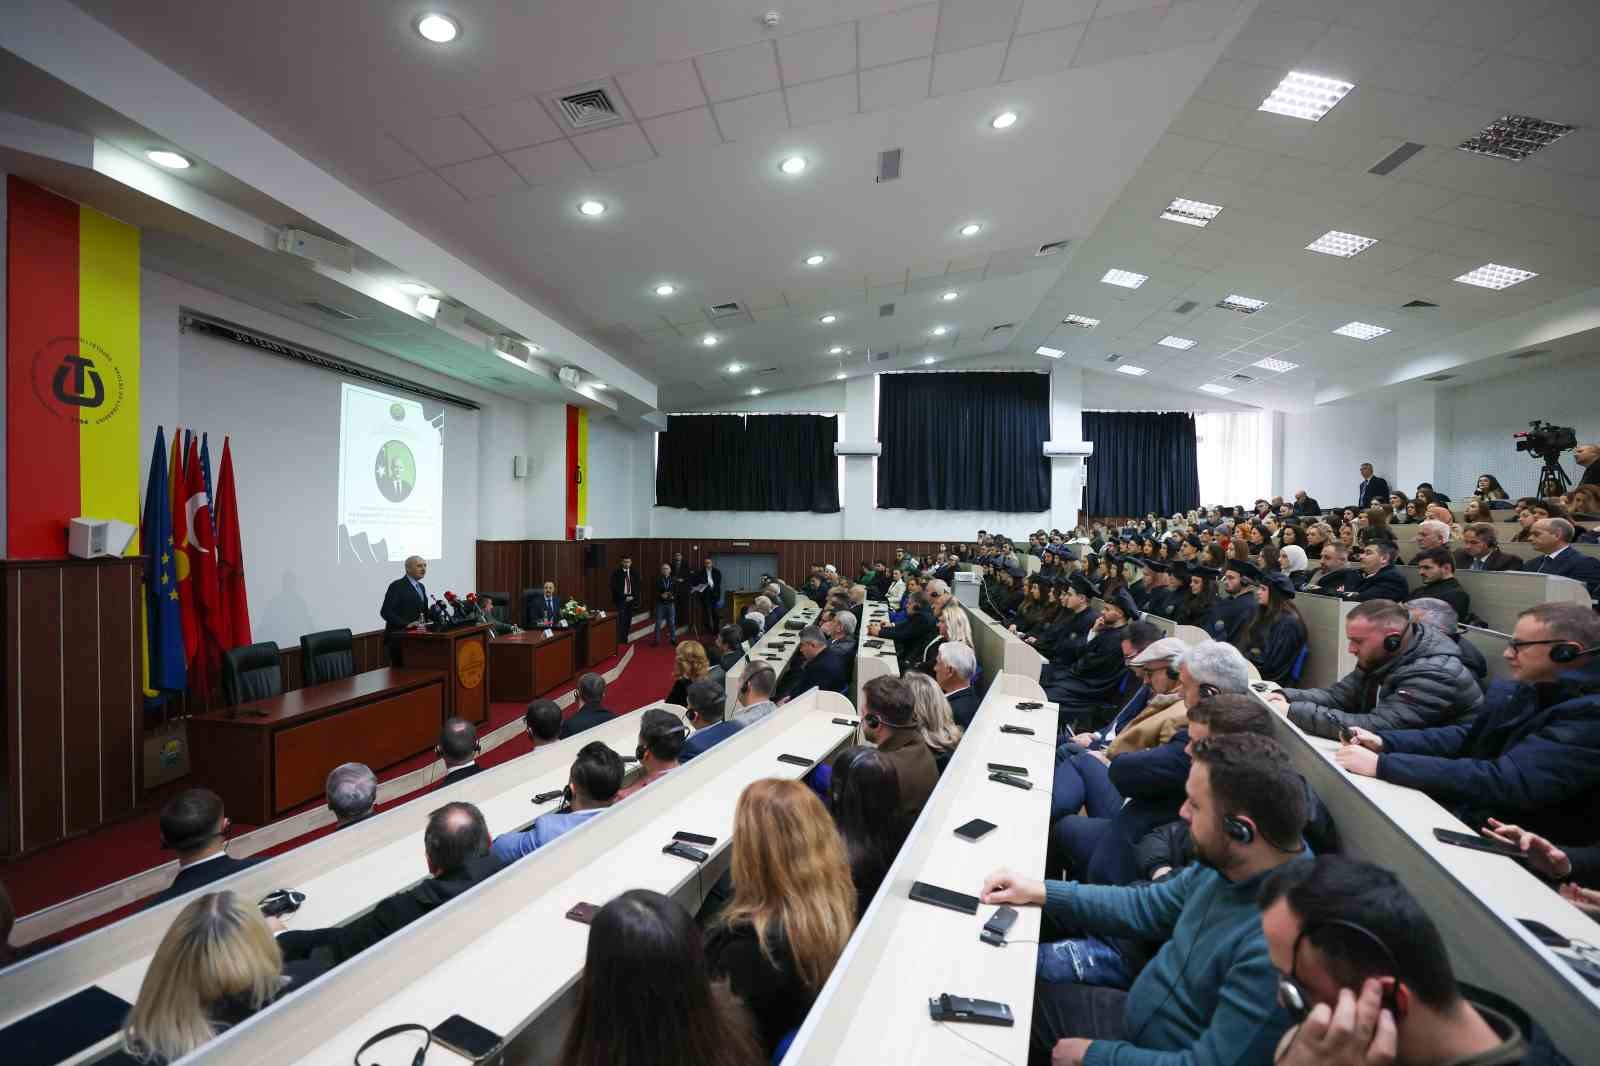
left=1265, top=571, right=1297, bottom=598
left=1109, top=587, right=1141, bottom=621
left=1191, top=564, right=1222, bottom=580
left=1226, top=559, right=1264, bottom=583
left=1145, top=559, right=1170, bottom=574
left=1069, top=573, right=1099, bottom=598
left=1185, top=534, right=1203, bottom=549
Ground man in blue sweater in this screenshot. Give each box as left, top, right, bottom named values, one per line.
left=984, top=733, right=1309, bottom=1066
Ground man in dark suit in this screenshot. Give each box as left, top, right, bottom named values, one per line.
left=695, top=558, right=724, bottom=631
left=435, top=718, right=484, bottom=787
left=1526, top=518, right=1600, bottom=603
left=1406, top=548, right=1473, bottom=623
left=935, top=641, right=980, bottom=729
left=275, top=802, right=501, bottom=964
left=1305, top=543, right=1355, bottom=594
left=147, top=789, right=263, bottom=907
left=559, top=672, right=616, bottom=738
left=1578, top=443, right=1600, bottom=489
left=326, top=763, right=378, bottom=829
left=610, top=555, right=637, bottom=645
left=869, top=590, right=937, bottom=671
left=779, top=625, right=851, bottom=700
left=1357, top=462, right=1390, bottom=510
left=680, top=680, right=741, bottom=761
left=716, top=625, right=745, bottom=673
left=526, top=580, right=561, bottom=627
left=1292, top=490, right=1322, bottom=518
left=1344, top=542, right=1411, bottom=602
left=1455, top=523, right=1523, bottom=573
left=380, top=555, right=429, bottom=664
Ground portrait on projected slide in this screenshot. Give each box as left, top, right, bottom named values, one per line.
left=337, top=382, right=444, bottom=561
left=375, top=440, right=416, bottom=502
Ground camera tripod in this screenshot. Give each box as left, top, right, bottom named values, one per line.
left=1535, top=456, right=1572, bottom=499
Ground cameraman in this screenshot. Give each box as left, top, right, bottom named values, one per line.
left=1578, top=442, right=1600, bottom=489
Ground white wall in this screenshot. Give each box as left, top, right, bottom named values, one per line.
left=1278, top=398, right=1398, bottom=508
left=1437, top=358, right=1600, bottom=500
left=585, top=414, right=650, bottom=537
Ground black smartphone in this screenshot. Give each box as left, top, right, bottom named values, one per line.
left=433, top=1014, right=503, bottom=1062
left=987, top=762, right=1027, bottom=776
left=1433, top=828, right=1524, bottom=859
left=981, top=906, right=1019, bottom=946
left=1519, top=918, right=1570, bottom=948
left=565, top=901, right=599, bottom=925
left=663, top=841, right=708, bottom=862
left=673, top=830, right=716, bottom=846
left=1015, top=701, right=1043, bottom=710
left=532, top=789, right=564, bottom=804
left=620, top=754, right=639, bottom=764
left=832, top=717, right=860, bottom=727
left=777, top=753, right=814, bottom=767
left=1339, top=726, right=1356, bottom=744
left=999, top=724, right=1035, bottom=735
left=909, top=880, right=980, bottom=914
left=954, top=818, right=997, bottom=841
left=990, top=772, right=1033, bottom=790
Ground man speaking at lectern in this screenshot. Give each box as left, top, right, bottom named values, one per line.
left=382, top=555, right=429, bottom=664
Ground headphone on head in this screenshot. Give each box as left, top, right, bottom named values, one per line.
left=1167, top=663, right=1219, bottom=699
left=1279, top=919, right=1401, bottom=1028
left=862, top=712, right=916, bottom=732
left=1550, top=642, right=1600, bottom=664
left=353, top=1023, right=431, bottom=1066
left=1382, top=621, right=1411, bottom=654
left=1223, top=815, right=1255, bottom=844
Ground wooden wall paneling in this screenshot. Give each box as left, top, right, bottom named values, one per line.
left=100, top=563, right=139, bottom=825
left=61, top=565, right=103, bottom=837
left=16, top=566, right=66, bottom=853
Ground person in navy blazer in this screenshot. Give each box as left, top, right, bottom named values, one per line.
left=1343, top=542, right=1411, bottom=602
left=1356, top=462, right=1390, bottom=510
left=679, top=680, right=741, bottom=761
left=147, top=789, right=263, bottom=908
left=526, top=580, right=562, bottom=627
left=1525, top=519, right=1600, bottom=603
left=380, top=555, right=430, bottom=663
left=778, top=626, right=851, bottom=700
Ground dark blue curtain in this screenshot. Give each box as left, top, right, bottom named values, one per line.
left=877, top=372, right=1050, bottom=511
left=1082, top=411, right=1200, bottom=516
left=655, top=413, right=839, bottom=512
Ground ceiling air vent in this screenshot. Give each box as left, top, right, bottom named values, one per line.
left=1402, top=299, right=1439, bottom=309
left=1458, top=115, right=1574, bottom=161
left=705, top=300, right=746, bottom=319
left=1036, top=239, right=1070, bottom=257
left=1173, top=300, right=1199, bottom=315
left=755, top=366, right=780, bottom=375
left=984, top=323, right=1016, bottom=343
left=1229, top=373, right=1255, bottom=384
left=868, top=350, right=893, bottom=364
left=1104, top=353, right=1122, bottom=363
left=1507, top=348, right=1551, bottom=361
left=876, top=148, right=902, bottom=183
left=1369, top=141, right=1426, bottom=175
left=556, top=88, right=621, bottom=129
left=1422, top=373, right=1456, bottom=382
left=879, top=303, right=896, bottom=317
left=303, top=300, right=362, bottom=321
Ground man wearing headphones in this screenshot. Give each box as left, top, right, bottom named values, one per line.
left=1265, top=600, right=1482, bottom=741
left=678, top=680, right=741, bottom=762
left=491, top=742, right=624, bottom=863
left=984, top=733, right=1309, bottom=1066
left=614, top=708, right=688, bottom=801
left=435, top=717, right=484, bottom=787
left=730, top=664, right=779, bottom=727
left=147, top=788, right=263, bottom=907
left=1334, top=603, right=1600, bottom=845
left=860, top=675, right=937, bottom=820
left=1259, top=856, right=1524, bottom=1066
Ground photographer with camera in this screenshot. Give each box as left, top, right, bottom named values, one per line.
left=1514, top=420, right=1582, bottom=499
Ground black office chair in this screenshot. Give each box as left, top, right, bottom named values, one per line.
left=521, top=587, right=543, bottom=629
left=221, top=642, right=283, bottom=706
left=478, top=591, right=511, bottom=624
left=299, top=628, right=356, bottom=686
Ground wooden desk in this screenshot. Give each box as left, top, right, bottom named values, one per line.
left=786, top=675, right=1055, bottom=1065
left=186, top=669, right=444, bottom=825
left=398, top=626, right=489, bottom=724
left=575, top=618, right=618, bottom=668
left=488, top=630, right=576, bottom=702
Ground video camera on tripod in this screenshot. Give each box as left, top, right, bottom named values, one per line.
left=1514, top=419, right=1577, bottom=497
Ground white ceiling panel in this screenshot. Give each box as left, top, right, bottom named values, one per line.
left=935, top=0, right=1022, bottom=55
left=1001, top=24, right=1089, bottom=81
left=437, top=154, right=528, bottom=200
left=502, top=139, right=592, bottom=186
left=785, top=74, right=860, bottom=127
left=615, top=60, right=708, bottom=120
left=641, top=107, right=724, bottom=154
left=931, top=42, right=1007, bottom=96
left=695, top=40, right=781, bottom=103
left=860, top=57, right=932, bottom=112
left=711, top=90, right=789, bottom=141
left=858, top=4, right=940, bottom=70
left=395, top=114, right=494, bottom=168
left=462, top=96, right=565, bottom=152
left=777, top=22, right=859, bottom=85
left=1072, top=6, right=1169, bottom=68
left=1016, top=0, right=1098, bottom=37
left=571, top=123, right=657, bottom=170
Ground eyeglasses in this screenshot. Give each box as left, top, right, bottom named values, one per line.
left=1506, top=638, right=1570, bottom=656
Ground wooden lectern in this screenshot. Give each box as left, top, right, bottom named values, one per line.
left=398, top=625, right=490, bottom=724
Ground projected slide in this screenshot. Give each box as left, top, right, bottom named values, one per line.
left=337, top=382, right=444, bottom=562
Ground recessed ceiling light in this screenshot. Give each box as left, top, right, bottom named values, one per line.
left=1199, top=383, right=1234, bottom=395
left=1455, top=263, right=1538, bottom=290
left=941, top=290, right=960, bottom=302
left=1116, top=365, right=1149, bottom=376
left=991, top=111, right=1018, bottom=130
left=1061, top=314, right=1100, bottom=330
left=578, top=199, right=606, bottom=216
left=828, top=345, right=845, bottom=355
left=959, top=223, right=982, bottom=237
left=804, top=253, right=826, bottom=266
left=779, top=155, right=808, bottom=175
left=1458, top=114, right=1574, bottom=161
left=1252, top=357, right=1299, bottom=372
left=931, top=326, right=949, bottom=336
left=398, top=282, right=430, bottom=295
left=923, top=356, right=938, bottom=365
left=749, top=387, right=763, bottom=396
left=1101, top=269, right=1148, bottom=289
left=1217, top=294, right=1267, bottom=314
left=1306, top=230, right=1378, bottom=257
left=590, top=381, right=608, bottom=390
left=1160, top=198, right=1223, bottom=227
left=1036, top=346, right=1065, bottom=358
left=1158, top=336, right=1197, bottom=350
left=1333, top=321, right=1391, bottom=340
left=725, top=362, right=744, bottom=374
left=146, top=149, right=191, bottom=169
left=653, top=283, right=677, bottom=297
left=701, top=334, right=719, bottom=347
left=1258, top=71, right=1355, bottom=122
left=835, top=372, right=848, bottom=380
left=819, top=313, right=837, bottom=324
left=415, top=13, right=460, bottom=43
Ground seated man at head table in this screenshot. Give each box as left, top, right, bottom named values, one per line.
left=491, top=742, right=624, bottom=863
left=1334, top=603, right=1600, bottom=848
left=275, top=801, right=503, bottom=965
left=1264, top=599, right=1484, bottom=741
left=434, top=717, right=484, bottom=787
left=679, top=679, right=741, bottom=762
left=1259, top=856, right=1525, bottom=1066
left=526, top=579, right=562, bottom=628
left=147, top=788, right=265, bottom=907
left=325, top=762, right=377, bottom=830
left=985, top=733, right=1309, bottom=1066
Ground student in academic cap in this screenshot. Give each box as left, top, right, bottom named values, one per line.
left=1043, top=581, right=1139, bottom=725
left=1203, top=558, right=1262, bottom=645
left=1178, top=563, right=1220, bottom=627
left=1241, top=571, right=1308, bottom=684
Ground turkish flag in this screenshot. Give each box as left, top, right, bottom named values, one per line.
left=184, top=435, right=223, bottom=686
left=214, top=438, right=252, bottom=651
left=170, top=430, right=199, bottom=687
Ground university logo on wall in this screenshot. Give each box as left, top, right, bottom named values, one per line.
left=30, top=335, right=128, bottom=425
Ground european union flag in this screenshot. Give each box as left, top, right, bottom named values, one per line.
left=145, top=427, right=187, bottom=692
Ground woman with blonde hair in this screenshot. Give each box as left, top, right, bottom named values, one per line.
left=707, top=779, right=857, bottom=1057
left=914, top=602, right=973, bottom=675
left=124, top=892, right=322, bottom=1063
left=665, top=640, right=711, bottom=706
left=902, top=670, right=963, bottom=768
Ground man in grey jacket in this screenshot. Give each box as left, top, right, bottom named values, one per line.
left=1264, top=600, right=1482, bottom=740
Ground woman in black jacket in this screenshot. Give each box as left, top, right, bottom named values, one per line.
left=1240, top=574, right=1307, bottom=684
left=828, top=747, right=909, bottom=916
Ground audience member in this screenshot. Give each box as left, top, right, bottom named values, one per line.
left=1045, top=583, right=1136, bottom=723
left=902, top=671, right=963, bottom=772
left=1358, top=463, right=1391, bottom=509
left=1344, top=542, right=1410, bottom=602
left=492, top=742, right=622, bottom=862
left=828, top=747, right=908, bottom=918
left=986, top=733, right=1308, bottom=1066
left=860, top=675, right=938, bottom=820
left=729, top=663, right=779, bottom=728
left=1482, top=819, right=1600, bottom=918
left=716, top=625, right=745, bottom=673
left=1578, top=443, right=1600, bottom=489
left=1406, top=599, right=1488, bottom=690
left=869, top=588, right=936, bottom=670
left=1476, top=473, right=1510, bottom=500
left=278, top=802, right=501, bottom=965
left=933, top=641, right=979, bottom=728
left=1406, top=546, right=1473, bottom=623
left=1454, top=522, right=1522, bottom=573
left=778, top=625, right=850, bottom=699
left=1305, top=543, right=1353, bottom=594
left=123, top=891, right=325, bottom=1063
left=557, top=889, right=762, bottom=1066
left=1241, top=572, right=1307, bottom=684
left=680, top=680, right=740, bottom=761
left=435, top=717, right=483, bottom=786
left=665, top=642, right=712, bottom=707
left=613, top=708, right=687, bottom=801
left=523, top=699, right=563, bottom=747
left=560, top=673, right=616, bottom=739
left=1267, top=600, right=1483, bottom=740
left=1293, top=489, right=1321, bottom=517
left=1525, top=517, right=1600, bottom=603
left=1335, top=603, right=1600, bottom=845
left=1260, top=856, right=1525, bottom=1066
left=1413, top=518, right=1452, bottom=554
left=706, top=779, right=856, bottom=1058
left=325, top=763, right=377, bottom=828
left=1205, top=559, right=1262, bottom=644
left=149, top=789, right=263, bottom=907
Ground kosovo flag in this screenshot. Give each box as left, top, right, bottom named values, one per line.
left=143, top=427, right=186, bottom=693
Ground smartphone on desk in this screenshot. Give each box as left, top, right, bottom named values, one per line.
left=1432, top=828, right=1524, bottom=859
left=433, top=1014, right=503, bottom=1062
